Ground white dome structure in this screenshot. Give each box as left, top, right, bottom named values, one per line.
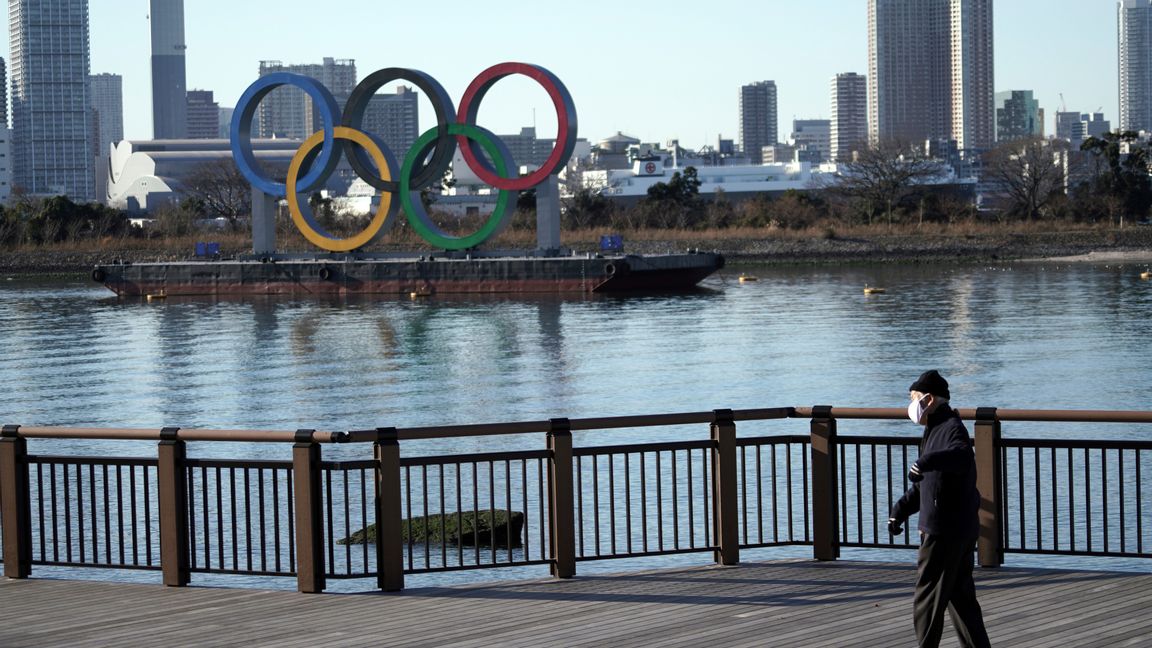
left=107, top=138, right=299, bottom=211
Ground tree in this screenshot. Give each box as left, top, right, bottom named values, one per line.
left=562, top=188, right=615, bottom=229
left=1080, top=131, right=1152, bottom=224
left=983, top=138, right=1066, bottom=221
left=639, top=166, right=703, bottom=229
left=830, top=141, right=949, bottom=226
left=178, top=159, right=253, bottom=228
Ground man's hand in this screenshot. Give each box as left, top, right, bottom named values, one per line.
left=908, top=462, right=923, bottom=483
left=888, top=518, right=903, bottom=536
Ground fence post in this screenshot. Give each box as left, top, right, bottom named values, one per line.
left=711, top=409, right=740, bottom=566
left=374, top=427, right=404, bottom=592
left=547, top=418, right=575, bottom=579
left=974, top=408, right=1002, bottom=568
left=1, top=425, right=32, bottom=578
left=157, top=427, right=190, bottom=586
left=810, top=406, right=839, bottom=561
left=292, top=429, right=325, bottom=593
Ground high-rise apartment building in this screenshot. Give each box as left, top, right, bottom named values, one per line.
left=9, top=0, right=94, bottom=200
left=90, top=73, right=124, bottom=154
left=360, top=85, right=419, bottom=161
left=867, top=0, right=994, bottom=152
left=1119, top=0, right=1152, bottom=132
left=150, top=0, right=187, bottom=139
left=831, top=73, right=868, bottom=161
left=995, top=90, right=1041, bottom=141
left=257, top=58, right=356, bottom=139
left=0, top=57, right=10, bottom=203
left=950, top=0, right=995, bottom=151
left=739, top=81, right=778, bottom=165
left=90, top=72, right=123, bottom=203
left=186, top=90, right=220, bottom=139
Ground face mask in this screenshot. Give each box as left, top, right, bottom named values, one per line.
left=907, top=395, right=930, bottom=424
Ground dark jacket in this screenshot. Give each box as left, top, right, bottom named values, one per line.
left=890, top=404, right=980, bottom=540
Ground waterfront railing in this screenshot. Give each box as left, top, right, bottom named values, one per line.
left=1, top=408, right=1149, bottom=592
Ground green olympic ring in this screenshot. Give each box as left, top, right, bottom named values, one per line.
left=399, top=123, right=517, bottom=251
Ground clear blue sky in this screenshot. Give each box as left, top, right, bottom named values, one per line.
left=2, top=1, right=1122, bottom=147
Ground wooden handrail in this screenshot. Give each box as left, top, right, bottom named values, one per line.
left=4, top=407, right=1150, bottom=444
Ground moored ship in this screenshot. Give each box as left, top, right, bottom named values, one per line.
left=91, top=250, right=725, bottom=297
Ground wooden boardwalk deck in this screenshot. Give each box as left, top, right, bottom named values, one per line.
left=2, top=560, right=1150, bottom=647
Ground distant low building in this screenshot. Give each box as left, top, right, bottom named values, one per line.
left=107, top=138, right=297, bottom=211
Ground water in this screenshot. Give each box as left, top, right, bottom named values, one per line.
left=4, top=261, right=1150, bottom=432
left=2, top=260, right=1151, bottom=587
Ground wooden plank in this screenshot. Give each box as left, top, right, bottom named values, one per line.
left=1, top=561, right=1150, bottom=647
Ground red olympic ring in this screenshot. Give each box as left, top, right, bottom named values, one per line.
left=457, top=62, right=578, bottom=192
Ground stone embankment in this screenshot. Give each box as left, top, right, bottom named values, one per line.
left=3, top=228, right=1152, bottom=277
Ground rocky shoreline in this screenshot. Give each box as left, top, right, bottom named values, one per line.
left=3, top=228, right=1152, bottom=277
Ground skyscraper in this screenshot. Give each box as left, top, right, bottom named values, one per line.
left=831, top=72, right=868, bottom=161
left=257, top=58, right=356, bottom=139
left=361, top=85, right=419, bottom=160
left=90, top=73, right=124, bottom=155
left=949, top=0, right=995, bottom=151
left=867, top=0, right=994, bottom=152
left=740, top=81, right=777, bottom=165
left=186, top=90, right=220, bottom=139
left=150, top=0, right=187, bottom=139
left=9, top=0, right=95, bottom=200
left=90, top=72, right=123, bottom=203
left=995, top=90, right=1041, bottom=141
left=868, top=0, right=951, bottom=145
left=1119, top=0, right=1152, bottom=132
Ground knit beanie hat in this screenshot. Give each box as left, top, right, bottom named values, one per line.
left=909, top=370, right=950, bottom=399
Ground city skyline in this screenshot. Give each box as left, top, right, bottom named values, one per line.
left=0, top=1, right=1124, bottom=150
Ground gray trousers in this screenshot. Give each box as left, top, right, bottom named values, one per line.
left=913, top=534, right=991, bottom=648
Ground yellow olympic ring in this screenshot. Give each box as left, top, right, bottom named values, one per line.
left=286, top=126, right=396, bottom=253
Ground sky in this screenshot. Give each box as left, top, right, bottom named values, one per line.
left=0, top=1, right=1123, bottom=148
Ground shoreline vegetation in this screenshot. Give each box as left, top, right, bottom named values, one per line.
left=3, top=223, right=1152, bottom=278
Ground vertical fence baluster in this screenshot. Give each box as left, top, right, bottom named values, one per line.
left=711, top=409, right=738, bottom=565
left=1, top=425, right=31, bottom=578
left=1085, top=447, right=1092, bottom=553
left=624, top=453, right=632, bottom=555
left=157, top=427, right=189, bottom=586
left=609, top=455, right=617, bottom=555
left=374, top=428, right=403, bottom=592
left=681, top=442, right=691, bottom=544
left=291, top=429, right=324, bottom=593
left=702, top=447, right=711, bottom=548
left=547, top=418, right=574, bottom=579
left=974, top=409, right=1002, bottom=567
left=756, top=443, right=764, bottom=545
left=1051, top=448, right=1059, bottom=551
left=810, top=406, right=838, bottom=561
left=593, top=455, right=601, bottom=556
left=640, top=452, right=648, bottom=553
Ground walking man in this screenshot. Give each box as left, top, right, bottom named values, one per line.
left=888, top=370, right=991, bottom=647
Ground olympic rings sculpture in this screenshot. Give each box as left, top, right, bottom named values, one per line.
left=230, top=62, right=578, bottom=252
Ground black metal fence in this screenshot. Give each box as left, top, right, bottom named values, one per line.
left=1, top=408, right=1150, bottom=593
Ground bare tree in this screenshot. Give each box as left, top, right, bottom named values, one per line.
left=828, top=140, right=949, bottom=227
left=983, top=138, right=1067, bottom=221
left=178, top=159, right=253, bottom=228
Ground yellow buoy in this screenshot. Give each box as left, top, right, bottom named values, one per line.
left=1141, top=271, right=1151, bottom=280
left=146, top=289, right=167, bottom=301
left=738, top=275, right=759, bottom=282
left=863, top=285, right=886, bottom=295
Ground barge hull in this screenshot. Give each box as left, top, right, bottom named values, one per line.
left=93, top=253, right=724, bottom=297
